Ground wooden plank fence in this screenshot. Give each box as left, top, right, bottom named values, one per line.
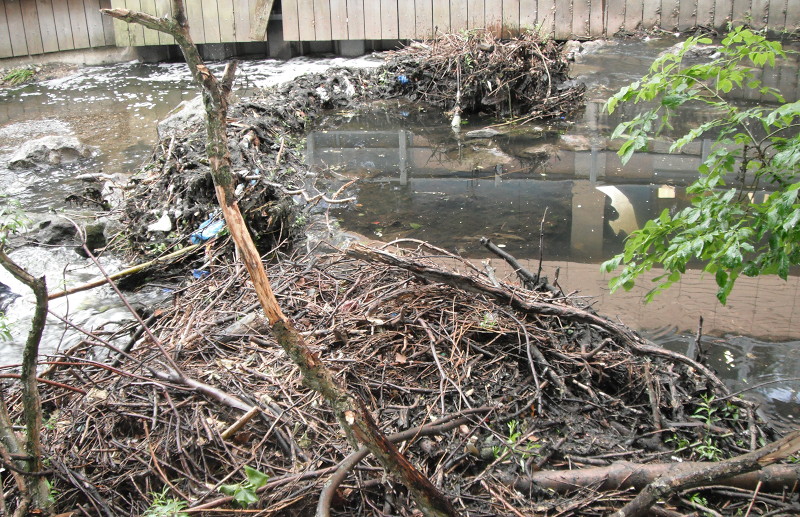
left=3, top=0, right=800, bottom=59
left=284, top=0, right=800, bottom=40
left=109, top=0, right=259, bottom=47
left=1, top=0, right=115, bottom=58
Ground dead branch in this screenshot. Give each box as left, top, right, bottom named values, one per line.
left=612, top=430, right=800, bottom=517
left=102, top=4, right=459, bottom=516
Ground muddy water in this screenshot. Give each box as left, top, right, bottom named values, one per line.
left=0, top=55, right=382, bottom=361
left=308, top=38, right=800, bottom=430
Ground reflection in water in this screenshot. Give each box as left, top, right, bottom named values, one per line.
left=307, top=35, right=800, bottom=428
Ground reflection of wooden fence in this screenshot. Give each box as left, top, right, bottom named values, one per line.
left=3, top=0, right=800, bottom=59
left=283, top=0, right=800, bottom=40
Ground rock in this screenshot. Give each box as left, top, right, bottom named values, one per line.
left=465, top=127, right=500, bottom=139
left=562, top=40, right=582, bottom=61
left=579, top=39, right=612, bottom=55
left=8, top=135, right=95, bottom=170
left=157, top=95, right=205, bottom=140
left=0, top=281, right=19, bottom=313
left=659, top=42, right=721, bottom=59
left=520, top=143, right=558, bottom=158
left=31, top=218, right=77, bottom=246
left=76, top=222, right=107, bottom=258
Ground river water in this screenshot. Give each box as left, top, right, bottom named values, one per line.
left=0, top=40, right=797, bottom=429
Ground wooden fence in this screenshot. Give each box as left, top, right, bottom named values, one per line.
left=3, top=0, right=800, bottom=59
left=108, top=0, right=260, bottom=48
left=0, top=0, right=116, bottom=58
left=282, top=0, right=800, bottom=40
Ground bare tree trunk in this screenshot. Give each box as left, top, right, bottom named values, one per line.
left=0, top=248, right=50, bottom=513
left=101, top=4, right=458, bottom=516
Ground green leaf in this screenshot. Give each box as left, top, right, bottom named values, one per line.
left=219, top=484, right=240, bottom=497
left=244, top=466, right=269, bottom=489
left=234, top=488, right=259, bottom=507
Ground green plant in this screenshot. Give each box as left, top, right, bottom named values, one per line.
left=479, top=311, right=498, bottom=329
left=0, top=197, right=30, bottom=244
left=602, top=27, right=800, bottom=304
left=3, top=67, right=35, bottom=85
left=492, top=420, right=541, bottom=467
left=692, top=393, right=719, bottom=426
left=219, top=465, right=269, bottom=508
left=694, top=436, right=724, bottom=460
left=687, top=492, right=710, bottom=508
left=143, top=486, right=189, bottom=517
left=666, top=433, right=691, bottom=452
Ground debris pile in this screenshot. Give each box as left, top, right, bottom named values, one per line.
left=4, top=32, right=792, bottom=517
left=118, top=31, right=585, bottom=259
left=385, top=30, right=586, bottom=121
left=11, top=241, right=789, bottom=516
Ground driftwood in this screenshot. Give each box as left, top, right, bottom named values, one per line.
left=504, top=456, right=800, bottom=494
left=611, top=430, right=800, bottom=517
left=102, top=3, right=458, bottom=516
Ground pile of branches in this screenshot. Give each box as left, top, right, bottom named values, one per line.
left=118, top=66, right=377, bottom=257
left=385, top=30, right=586, bottom=120
left=6, top=241, right=795, bottom=516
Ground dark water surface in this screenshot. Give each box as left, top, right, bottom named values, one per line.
left=308, top=38, right=800, bottom=430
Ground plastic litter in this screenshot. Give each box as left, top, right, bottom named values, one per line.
left=396, top=75, right=409, bottom=85
left=190, top=216, right=225, bottom=244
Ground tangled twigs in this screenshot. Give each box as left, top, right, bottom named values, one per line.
left=317, top=407, right=494, bottom=517
left=385, top=30, right=585, bottom=120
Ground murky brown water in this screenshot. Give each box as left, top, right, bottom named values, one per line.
left=307, top=38, right=800, bottom=430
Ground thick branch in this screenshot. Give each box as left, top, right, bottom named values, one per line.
left=0, top=248, right=50, bottom=510
left=611, top=430, right=800, bottom=517
left=504, top=460, right=800, bottom=494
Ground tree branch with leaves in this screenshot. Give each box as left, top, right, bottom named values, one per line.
left=602, top=27, right=800, bottom=304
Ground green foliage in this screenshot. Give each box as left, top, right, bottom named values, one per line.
left=0, top=196, right=30, bottom=245
left=3, top=66, right=35, bottom=85
left=143, top=487, right=189, bottom=517
left=602, top=27, right=800, bottom=304
left=491, top=420, right=541, bottom=467
left=219, top=465, right=269, bottom=508
left=0, top=197, right=29, bottom=341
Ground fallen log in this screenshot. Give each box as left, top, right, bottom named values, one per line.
left=502, top=459, right=800, bottom=495
left=611, top=430, right=800, bottom=517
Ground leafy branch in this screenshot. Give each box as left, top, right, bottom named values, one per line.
left=602, top=27, right=800, bottom=304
